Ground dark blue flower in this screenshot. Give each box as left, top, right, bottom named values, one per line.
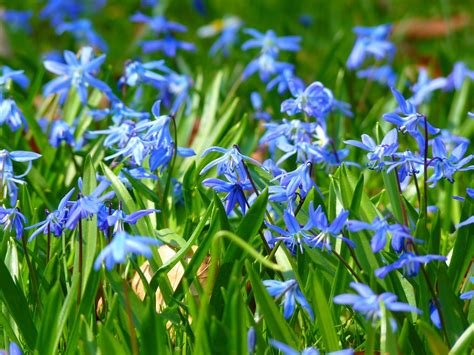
left=202, top=174, right=253, bottom=215
left=0, top=66, right=29, bottom=91
left=445, top=62, right=474, bottom=90
left=94, top=231, right=161, bottom=270
left=131, top=13, right=187, bottom=33
left=0, top=10, right=32, bottom=32
left=200, top=146, right=260, bottom=179
left=0, top=98, right=27, bottom=131
left=0, top=207, right=27, bottom=240
left=242, top=53, right=293, bottom=83
left=266, top=68, right=304, bottom=95
left=40, top=0, right=83, bottom=26
left=266, top=209, right=314, bottom=254
left=48, top=120, right=75, bottom=147
left=140, top=35, right=196, bottom=57
left=27, top=188, right=76, bottom=241
left=307, top=204, right=352, bottom=251
left=281, top=81, right=333, bottom=120
left=408, top=68, right=447, bottom=107
left=375, top=252, right=447, bottom=278
left=334, top=282, right=421, bottom=329
left=43, top=46, right=111, bottom=104
left=345, top=129, right=398, bottom=170
left=197, top=17, right=243, bottom=56
left=57, top=19, right=107, bottom=52
left=250, top=92, right=271, bottom=121
left=429, top=300, right=441, bottom=329
left=460, top=277, right=474, bottom=300
left=118, top=60, right=169, bottom=88
left=347, top=216, right=415, bottom=253
left=242, top=29, right=301, bottom=56
left=274, top=161, right=320, bottom=199
left=347, top=24, right=395, bottom=70
left=356, top=65, right=397, bottom=87
left=107, top=208, right=158, bottom=233
left=89, top=95, right=150, bottom=124
left=65, top=180, right=115, bottom=230
left=263, top=279, right=313, bottom=320
left=427, top=137, right=474, bottom=186
left=0, top=149, right=41, bottom=205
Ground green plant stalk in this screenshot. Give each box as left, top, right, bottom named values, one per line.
left=123, top=277, right=139, bottom=355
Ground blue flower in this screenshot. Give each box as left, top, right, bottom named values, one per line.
left=200, top=146, right=260, bottom=179
left=197, top=17, right=243, bottom=56
left=347, top=24, right=395, bottom=70
left=266, top=68, right=304, bottom=95
left=429, top=300, right=441, bottom=329
left=242, top=29, right=301, bottom=56
left=408, top=68, right=447, bottom=107
left=0, top=66, right=29, bottom=91
left=27, top=188, right=76, bottom=241
left=202, top=174, right=253, bottom=215
left=356, top=65, right=397, bottom=87
left=345, top=129, right=398, bottom=170
left=57, top=19, right=107, bottom=52
left=107, top=208, right=158, bottom=233
left=94, top=231, right=161, bottom=270
left=48, top=120, right=75, bottom=147
left=140, top=35, right=196, bottom=57
left=266, top=209, right=314, bottom=254
left=0, top=10, right=32, bottom=32
left=269, top=340, right=353, bottom=355
left=0, top=149, right=41, bottom=205
left=460, top=277, right=474, bottom=300
left=334, top=282, right=421, bottom=329
left=89, top=120, right=136, bottom=148
left=0, top=98, right=27, bottom=131
left=375, top=252, right=447, bottom=278
left=131, top=13, right=187, bottom=33
left=104, top=135, right=149, bottom=166
left=65, top=180, right=115, bottom=230
left=274, top=161, right=320, bottom=199
left=383, top=87, right=439, bottom=137
left=281, top=81, right=333, bottom=120
left=40, top=0, right=83, bottom=26
left=250, top=92, right=271, bottom=121
left=43, top=46, right=111, bottom=104
left=445, top=62, right=474, bottom=90
left=427, top=137, right=474, bottom=186
left=385, top=150, right=424, bottom=188
left=263, top=279, right=313, bottom=320
left=118, top=60, right=169, bottom=88
left=0, top=342, right=22, bottom=355
left=242, top=53, right=293, bottom=82
left=308, top=204, right=352, bottom=251
left=0, top=207, right=27, bottom=240
left=158, top=71, right=192, bottom=114
left=89, top=95, right=150, bottom=124
left=347, top=217, right=415, bottom=253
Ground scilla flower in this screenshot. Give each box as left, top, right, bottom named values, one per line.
left=263, top=279, right=313, bottom=320
left=94, top=231, right=161, bottom=270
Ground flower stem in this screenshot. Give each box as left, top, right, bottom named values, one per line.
left=21, top=234, right=39, bottom=300
left=162, top=115, right=178, bottom=227
left=333, top=249, right=363, bottom=283
left=77, top=218, right=83, bottom=305
left=123, top=278, right=139, bottom=355
left=423, top=115, right=429, bottom=219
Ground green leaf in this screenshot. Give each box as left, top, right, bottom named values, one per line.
left=449, top=323, right=474, bottom=355
left=0, top=260, right=37, bottom=350
left=310, top=267, right=340, bottom=352
left=418, top=320, right=449, bottom=355
left=36, top=282, right=62, bottom=355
